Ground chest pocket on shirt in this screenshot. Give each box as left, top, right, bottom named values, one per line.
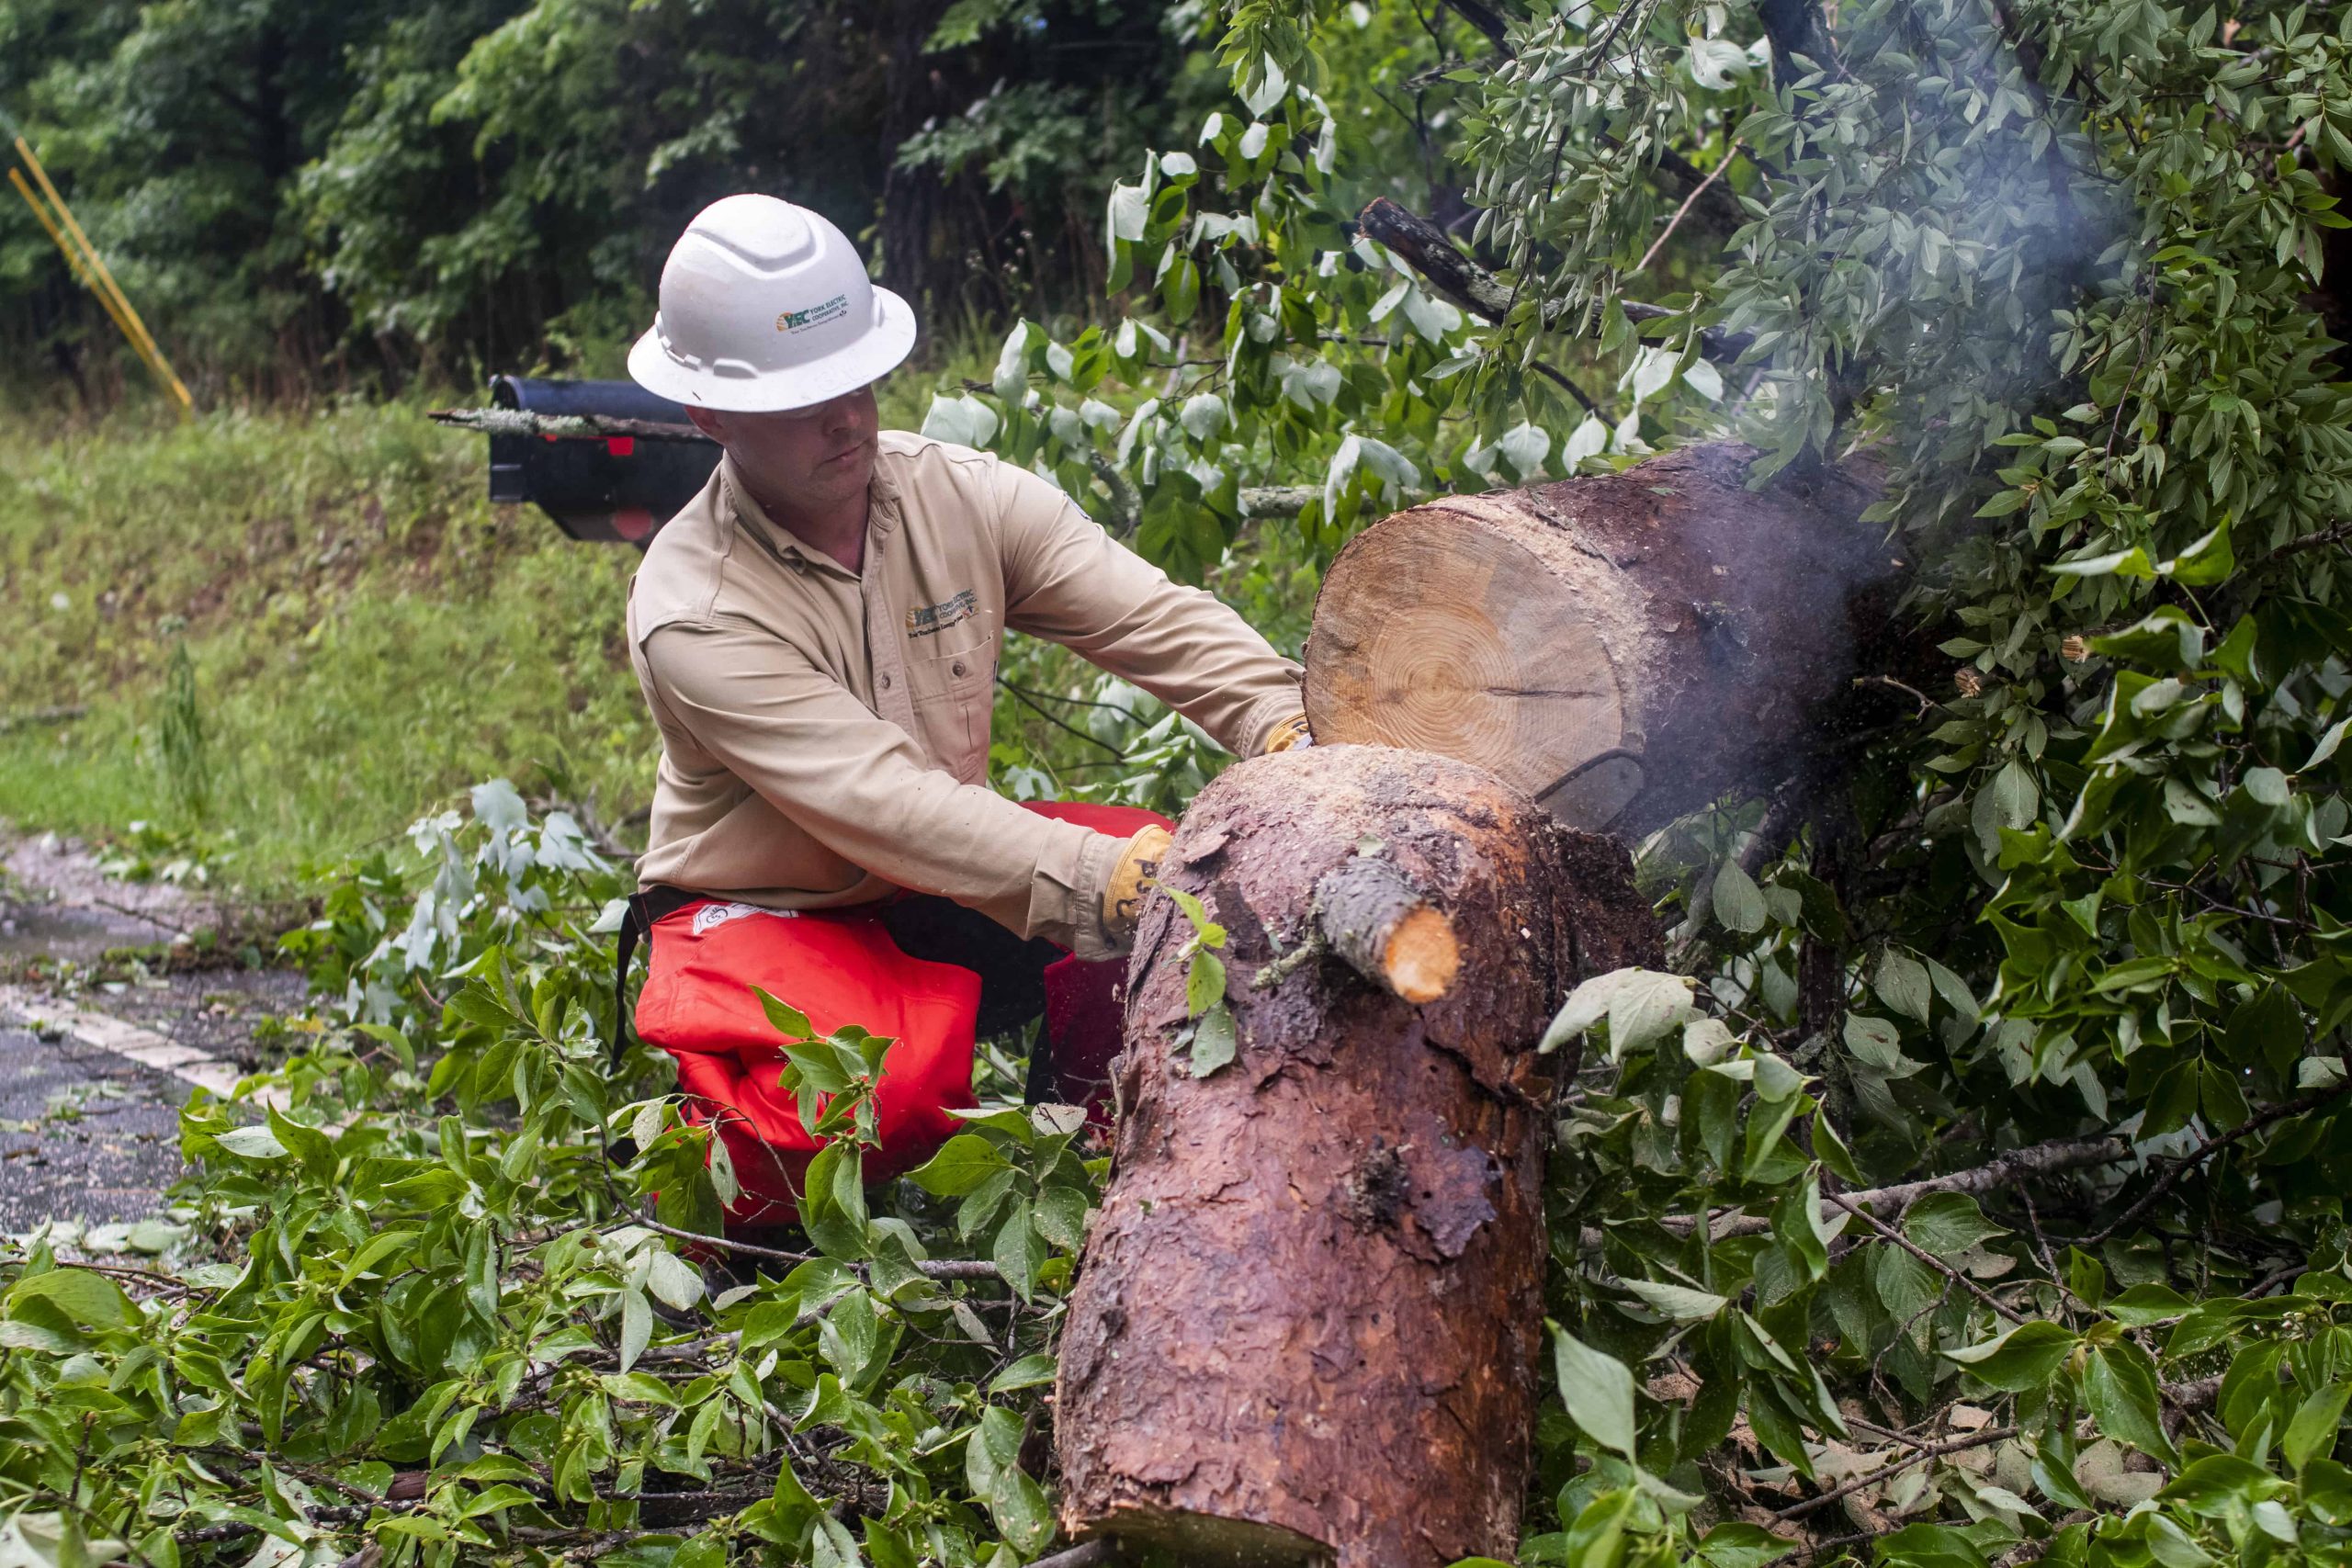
left=906, top=627, right=995, bottom=767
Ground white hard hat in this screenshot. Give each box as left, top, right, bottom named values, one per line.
left=628, top=194, right=918, bottom=412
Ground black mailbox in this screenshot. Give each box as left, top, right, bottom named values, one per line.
left=487, top=376, right=719, bottom=545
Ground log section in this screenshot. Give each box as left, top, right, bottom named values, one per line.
left=1053, top=744, right=1659, bottom=1568
left=1304, top=443, right=1892, bottom=835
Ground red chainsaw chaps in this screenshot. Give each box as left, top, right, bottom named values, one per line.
left=633, top=800, right=1164, bottom=1227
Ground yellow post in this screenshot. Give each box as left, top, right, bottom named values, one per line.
left=8, top=168, right=158, bottom=371
left=11, top=135, right=193, bottom=413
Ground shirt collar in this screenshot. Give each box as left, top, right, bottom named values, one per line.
left=719, top=452, right=896, bottom=581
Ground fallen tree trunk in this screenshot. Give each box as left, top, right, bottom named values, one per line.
left=1054, top=744, right=1658, bottom=1568
left=1303, top=442, right=1894, bottom=835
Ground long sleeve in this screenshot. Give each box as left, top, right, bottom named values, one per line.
left=639, top=618, right=1127, bottom=957
left=994, top=465, right=1305, bottom=754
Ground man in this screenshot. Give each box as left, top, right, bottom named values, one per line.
left=617, top=194, right=1309, bottom=1226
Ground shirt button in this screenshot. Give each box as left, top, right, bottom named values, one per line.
left=879, top=673, right=893, bottom=690
left=951, top=660, right=968, bottom=678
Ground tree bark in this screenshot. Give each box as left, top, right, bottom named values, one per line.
left=876, top=0, right=953, bottom=313
left=1303, top=441, right=1895, bottom=836
left=1054, top=745, right=1658, bottom=1568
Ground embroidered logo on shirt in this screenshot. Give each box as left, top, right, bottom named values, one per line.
left=691, top=902, right=801, bottom=936
left=906, top=589, right=978, bottom=638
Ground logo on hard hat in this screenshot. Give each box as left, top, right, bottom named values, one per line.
left=776, top=293, right=851, bottom=333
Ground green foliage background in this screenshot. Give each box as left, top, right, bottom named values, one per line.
left=0, top=0, right=1205, bottom=397
left=7, top=1, right=2352, bottom=1567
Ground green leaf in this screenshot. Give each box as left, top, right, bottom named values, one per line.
left=6, top=1268, right=137, bottom=1330
left=2158, top=1453, right=2287, bottom=1510
left=1842, top=1013, right=1909, bottom=1071
left=2089, top=610, right=2205, bottom=671
left=2086, top=1341, right=2179, bottom=1465
left=214, top=1124, right=288, bottom=1159
left=965, top=1405, right=1053, bottom=1555
left=1741, top=1091, right=1804, bottom=1179
left=1986, top=759, right=2041, bottom=836
left=1875, top=1522, right=1989, bottom=1568
left=617, top=1288, right=650, bottom=1375
left=909, top=1134, right=1012, bottom=1197
left=1033, top=1183, right=1090, bottom=1251
left=1875, top=950, right=1933, bottom=1024
left=989, top=1354, right=1058, bottom=1393
left=1186, top=949, right=1228, bottom=1018
left=266, top=1106, right=335, bottom=1174
left=751, top=987, right=813, bottom=1042
left=817, top=1291, right=878, bottom=1383
left=992, top=1198, right=1039, bottom=1302
left=1160, top=255, right=1201, bottom=321
left=1696, top=1523, right=1795, bottom=1568
left=1621, top=1279, right=1730, bottom=1321
left=1904, top=1193, right=2007, bottom=1255
left=1162, top=885, right=1226, bottom=948
left=645, top=1249, right=704, bottom=1313
left=2304, top=716, right=2350, bottom=772
left=1943, top=1320, right=2075, bottom=1392
left=1872, top=1242, right=1941, bottom=1345
left=2284, top=1381, right=2349, bottom=1472
left=1540, top=967, right=1697, bottom=1055
left=2159, top=522, right=2235, bottom=585
left=2104, top=1282, right=2190, bottom=1326
left=339, top=1229, right=421, bottom=1286
left=801, top=1143, right=871, bottom=1261
left=2052, top=546, right=2155, bottom=579
left=1189, top=1000, right=1238, bottom=1077
left=1549, top=1321, right=1638, bottom=1459
left=1752, top=1053, right=1807, bottom=1101
left=1714, top=861, right=1768, bottom=933
left=2305, top=1457, right=2352, bottom=1525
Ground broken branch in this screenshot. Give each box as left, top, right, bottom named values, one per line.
left=1579, top=1134, right=2135, bottom=1250
left=1355, top=198, right=1754, bottom=362
left=1312, top=856, right=1461, bottom=1003
left=1773, top=1426, right=2017, bottom=1522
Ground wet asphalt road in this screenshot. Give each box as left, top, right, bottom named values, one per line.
left=1, top=860, right=304, bottom=1234
left=0, top=1016, right=191, bottom=1231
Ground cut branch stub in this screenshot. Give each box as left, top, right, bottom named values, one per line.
left=1304, top=442, right=1892, bottom=836
left=1054, top=744, right=1660, bottom=1568
left=1313, top=853, right=1458, bottom=1002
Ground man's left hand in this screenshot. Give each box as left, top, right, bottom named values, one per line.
left=1262, top=714, right=1313, bottom=754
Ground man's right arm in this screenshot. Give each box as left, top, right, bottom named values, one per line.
left=640, top=619, right=1131, bottom=956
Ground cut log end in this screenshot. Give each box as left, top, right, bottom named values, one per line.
left=1304, top=445, right=1894, bottom=834
left=1304, top=503, right=1639, bottom=827
left=1382, top=907, right=1459, bottom=1002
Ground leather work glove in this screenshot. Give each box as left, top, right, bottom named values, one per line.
left=1102, top=824, right=1174, bottom=947
left=1261, top=713, right=1313, bottom=754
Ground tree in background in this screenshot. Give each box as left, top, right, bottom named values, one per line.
left=0, top=0, right=1204, bottom=399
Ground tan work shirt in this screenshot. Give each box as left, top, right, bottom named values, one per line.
left=627, top=432, right=1304, bottom=959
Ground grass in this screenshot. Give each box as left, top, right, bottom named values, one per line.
left=0, top=399, right=658, bottom=891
